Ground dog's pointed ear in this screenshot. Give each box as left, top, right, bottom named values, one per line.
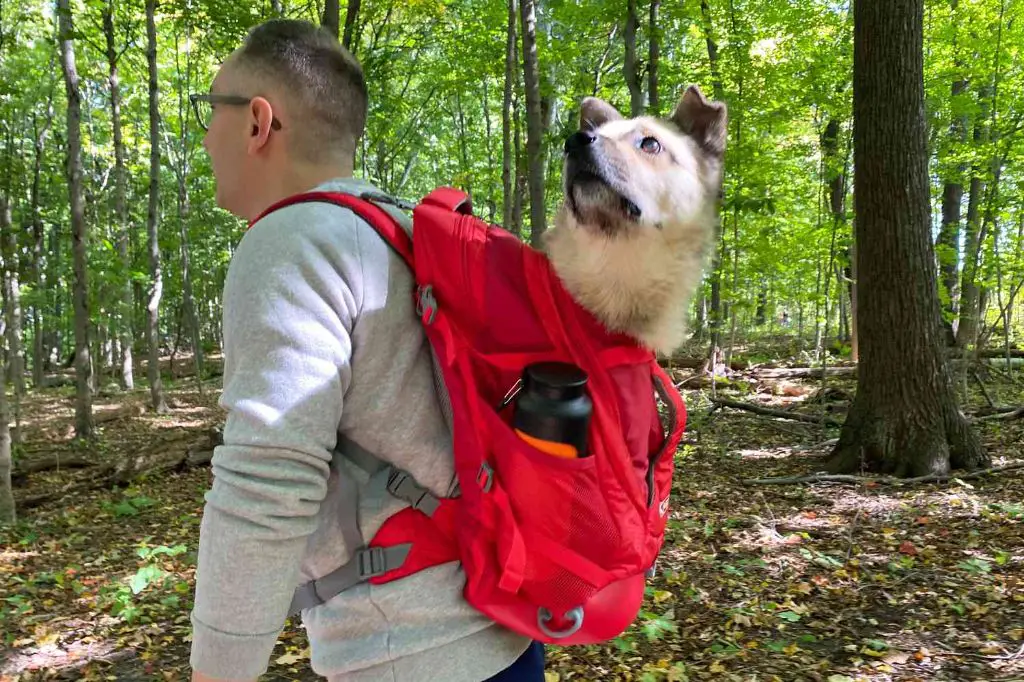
left=671, top=85, right=727, bottom=157
left=580, top=97, right=623, bottom=131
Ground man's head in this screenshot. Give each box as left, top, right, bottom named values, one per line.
left=198, top=19, right=367, bottom=220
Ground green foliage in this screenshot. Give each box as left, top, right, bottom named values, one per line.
left=0, top=0, right=1021, bottom=365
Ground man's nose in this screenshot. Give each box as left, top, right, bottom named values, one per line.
left=564, top=131, right=597, bottom=155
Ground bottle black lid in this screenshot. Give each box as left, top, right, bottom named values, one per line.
left=522, top=362, right=588, bottom=401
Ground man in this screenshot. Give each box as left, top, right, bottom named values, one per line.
left=189, top=19, right=538, bottom=681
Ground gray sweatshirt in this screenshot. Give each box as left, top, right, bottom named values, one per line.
left=189, top=177, right=530, bottom=680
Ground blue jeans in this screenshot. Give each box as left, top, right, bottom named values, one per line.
left=484, top=641, right=545, bottom=681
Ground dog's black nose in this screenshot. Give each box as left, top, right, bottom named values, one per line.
left=564, top=131, right=597, bottom=154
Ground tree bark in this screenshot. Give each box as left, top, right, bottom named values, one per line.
left=58, top=0, right=94, bottom=439
left=957, top=87, right=990, bottom=350
left=936, top=2, right=966, bottom=346
left=502, top=0, right=517, bottom=232
left=322, top=0, right=340, bottom=40
left=624, top=0, right=643, bottom=117
left=145, top=0, right=168, bottom=414
left=104, top=0, right=135, bottom=391
left=648, top=0, right=660, bottom=116
left=342, top=0, right=360, bottom=51
left=827, top=0, right=986, bottom=477
left=30, top=97, right=54, bottom=388
left=519, top=0, right=546, bottom=246
left=0, top=345, right=11, bottom=524
left=0, top=192, right=24, bottom=400
left=701, top=0, right=726, bottom=352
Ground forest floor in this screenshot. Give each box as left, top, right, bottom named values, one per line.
left=2, top=346, right=1023, bottom=682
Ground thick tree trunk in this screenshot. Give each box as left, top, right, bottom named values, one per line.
left=58, top=0, right=94, bottom=439
left=502, top=0, right=517, bottom=232
left=104, top=1, right=134, bottom=391
left=648, top=0, right=660, bottom=116
left=145, top=0, right=168, bottom=414
left=519, top=0, right=546, bottom=247
left=827, top=0, right=985, bottom=476
left=624, top=0, right=644, bottom=117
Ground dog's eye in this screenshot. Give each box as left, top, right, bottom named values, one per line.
left=638, top=136, right=661, bottom=154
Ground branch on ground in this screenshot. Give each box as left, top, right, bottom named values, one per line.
left=710, top=397, right=842, bottom=427
left=742, top=462, right=1024, bottom=486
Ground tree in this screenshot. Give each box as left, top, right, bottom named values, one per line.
left=58, top=0, right=94, bottom=439
left=826, top=0, right=986, bottom=477
left=0, top=344, right=12, bottom=525
left=322, top=0, right=339, bottom=40
left=519, top=0, right=545, bottom=246
left=145, top=0, right=168, bottom=414
left=501, top=0, right=517, bottom=232
left=624, top=0, right=643, bottom=117
left=103, top=0, right=134, bottom=390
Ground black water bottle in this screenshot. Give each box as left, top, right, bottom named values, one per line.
left=512, top=362, right=593, bottom=459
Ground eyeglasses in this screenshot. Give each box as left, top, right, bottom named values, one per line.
left=189, top=93, right=283, bottom=132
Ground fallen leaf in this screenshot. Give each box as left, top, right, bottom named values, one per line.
left=898, top=541, right=918, bottom=556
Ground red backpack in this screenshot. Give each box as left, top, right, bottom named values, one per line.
left=260, top=187, right=686, bottom=644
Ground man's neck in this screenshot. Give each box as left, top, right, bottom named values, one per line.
left=246, top=159, right=355, bottom=223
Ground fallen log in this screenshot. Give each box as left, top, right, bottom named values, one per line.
left=710, top=397, right=842, bottom=427
left=15, top=431, right=221, bottom=510
left=750, top=366, right=857, bottom=379
left=14, top=453, right=94, bottom=476
left=744, top=462, right=1024, bottom=486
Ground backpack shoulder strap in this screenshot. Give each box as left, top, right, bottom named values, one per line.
left=253, top=190, right=415, bottom=268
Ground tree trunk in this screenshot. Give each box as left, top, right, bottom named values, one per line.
left=648, top=0, right=660, bottom=116
left=31, top=106, right=53, bottom=389
left=0, top=193, right=24, bottom=400
left=0, top=345, right=11, bottom=524
left=624, top=0, right=643, bottom=117
left=322, top=0, right=340, bottom=39
left=104, top=0, right=134, bottom=391
left=342, top=0, right=360, bottom=51
left=502, top=0, right=517, bottom=232
left=827, top=0, right=985, bottom=477
left=701, top=0, right=726, bottom=352
left=519, top=0, right=546, bottom=247
left=957, top=87, right=991, bottom=351
left=271, top=0, right=283, bottom=15
left=145, top=0, right=168, bottom=414
left=58, top=0, right=94, bottom=439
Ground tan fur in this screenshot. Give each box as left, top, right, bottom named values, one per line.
left=544, top=88, right=727, bottom=355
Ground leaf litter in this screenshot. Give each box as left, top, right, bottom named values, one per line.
left=1, top=369, right=1022, bottom=681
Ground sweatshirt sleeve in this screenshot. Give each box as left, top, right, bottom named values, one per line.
left=189, top=205, right=364, bottom=679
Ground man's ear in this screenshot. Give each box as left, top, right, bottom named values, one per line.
left=247, top=96, right=275, bottom=150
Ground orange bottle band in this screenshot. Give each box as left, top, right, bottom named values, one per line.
left=514, top=429, right=579, bottom=459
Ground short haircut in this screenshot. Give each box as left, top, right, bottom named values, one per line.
left=235, top=19, right=367, bottom=163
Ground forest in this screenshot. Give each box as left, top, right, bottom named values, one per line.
left=0, top=0, right=1022, bottom=679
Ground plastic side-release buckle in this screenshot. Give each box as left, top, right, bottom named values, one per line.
left=416, top=284, right=437, bottom=325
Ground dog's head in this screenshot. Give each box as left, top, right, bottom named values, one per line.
left=545, top=86, right=727, bottom=353
left=558, top=85, right=727, bottom=237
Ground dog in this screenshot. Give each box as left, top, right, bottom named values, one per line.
left=544, top=85, right=727, bottom=355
